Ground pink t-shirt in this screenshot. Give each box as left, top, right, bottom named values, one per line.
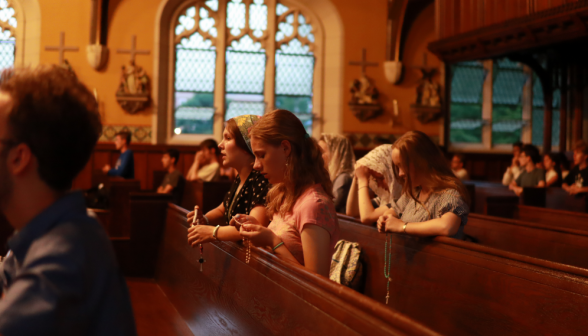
left=268, top=184, right=340, bottom=265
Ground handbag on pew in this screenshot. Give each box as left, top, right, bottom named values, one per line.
left=329, top=240, right=363, bottom=290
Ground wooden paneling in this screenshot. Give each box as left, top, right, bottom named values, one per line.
left=72, top=143, right=201, bottom=191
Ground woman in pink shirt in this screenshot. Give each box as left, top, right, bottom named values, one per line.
left=235, top=109, right=340, bottom=277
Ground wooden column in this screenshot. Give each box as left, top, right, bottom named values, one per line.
left=559, top=65, right=568, bottom=151
left=574, top=63, right=584, bottom=143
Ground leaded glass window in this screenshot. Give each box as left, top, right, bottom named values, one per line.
left=275, top=3, right=315, bottom=133
left=491, top=59, right=526, bottom=145
left=171, top=0, right=319, bottom=138
left=449, top=61, right=485, bottom=143
left=173, top=1, right=218, bottom=135
left=225, top=0, right=267, bottom=120
left=531, top=75, right=560, bottom=148
left=0, top=0, right=16, bottom=71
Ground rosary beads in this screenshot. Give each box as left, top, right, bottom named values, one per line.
left=193, top=207, right=205, bottom=272
left=234, top=216, right=251, bottom=264
left=384, top=233, right=393, bottom=304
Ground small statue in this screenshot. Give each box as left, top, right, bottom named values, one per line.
left=116, top=60, right=151, bottom=114
left=349, top=75, right=383, bottom=122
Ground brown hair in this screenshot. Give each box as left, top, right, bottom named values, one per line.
left=226, top=118, right=253, bottom=157
left=249, top=109, right=332, bottom=218
left=0, top=65, right=102, bottom=191
left=393, top=131, right=469, bottom=211
left=116, top=130, right=132, bottom=145
left=574, top=140, right=588, bottom=156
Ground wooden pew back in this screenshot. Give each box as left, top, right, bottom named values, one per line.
left=180, top=180, right=232, bottom=213
left=465, top=213, right=588, bottom=269
left=516, top=204, right=588, bottom=232
left=155, top=205, right=438, bottom=336
left=337, top=215, right=588, bottom=336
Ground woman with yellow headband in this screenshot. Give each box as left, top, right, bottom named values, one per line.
left=187, top=115, right=270, bottom=245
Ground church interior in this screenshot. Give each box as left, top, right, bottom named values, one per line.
left=1, top=0, right=588, bottom=335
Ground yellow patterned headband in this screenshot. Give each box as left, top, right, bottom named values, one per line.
left=231, top=114, right=261, bottom=154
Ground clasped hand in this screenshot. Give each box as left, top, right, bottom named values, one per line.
left=231, top=214, right=279, bottom=248
left=186, top=206, right=214, bottom=246
left=377, top=214, right=404, bottom=233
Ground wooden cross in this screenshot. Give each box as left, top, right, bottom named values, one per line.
left=45, top=32, right=79, bottom=66
left=117, top=35, right=150, bottom=63
left=349, top=49, right=378, bottom=77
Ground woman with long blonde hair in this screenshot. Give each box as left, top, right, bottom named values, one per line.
left=377, top=131, right=470, bottom=239
left=237, top=110, right=340, bottom=277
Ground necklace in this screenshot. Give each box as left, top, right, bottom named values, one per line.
left=384, top=233, right=393, bottom=304
left=234, top=216, right=251, bottom=264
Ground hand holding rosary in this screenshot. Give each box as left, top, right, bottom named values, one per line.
left=192, top=206, right=205, bottom=272
left=233, top=215, right=251, bottom=264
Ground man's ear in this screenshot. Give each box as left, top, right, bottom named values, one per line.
left=281, top=140, right=292, bottom=158
left=8, top=143, right=33, bottom=176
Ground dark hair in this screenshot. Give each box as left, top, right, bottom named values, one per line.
left=226, top=118, right=253, bottom=156
left=453, top=153, right=465, bottom=163
left=200, top=139, right=218, bottom=154
left=574, top=140, right=588, bottom=156
left=521, top=144, right=541, bottom=164
left=165, top=148, right=180, bottom=165
left=0, top=66, right=102, bottom=191
left=544, top=152, right=562, bottom=186
left=513, top=141, right=523, bottom=149
left=116, top=131, right=132, bottom=145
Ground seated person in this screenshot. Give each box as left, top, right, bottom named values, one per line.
left=377, top=131, right=470, bottom=240
left=102, top=130, right=134, bottom=179
left=187, top=115, right=269, bottom=245
left=0, top=66, right=136, bottom=334
left=509, top=144, right=545, bottom=196
left=543, top=153, right=562, bottom=187
left=502, top=141, right=523, bottom=185
left=318, top=134, right=356, bottom=213
left=558, top=152, right=571, bottom=179
left=451, top=153, right=469, bottom=181
left=157, top=149, right=184, bottom=202
left=186, top=139, right=220, bottom=182
left=562, top=140, right=588, bottom=195
left=236, top=110, right=339, bottom=278
left=346, top=144, right=402, bottom=225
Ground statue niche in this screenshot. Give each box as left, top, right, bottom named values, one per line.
left=348, top=49, right=383, bottom=122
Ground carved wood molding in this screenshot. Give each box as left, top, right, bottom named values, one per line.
left=429, top=1, right=588, bottom=63
left=276, top=8, right=314, bottom=53
left=226, top=0, right=269, bottom=50
left=174, top=0, right=219, bottom=46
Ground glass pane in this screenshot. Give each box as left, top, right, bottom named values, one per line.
left=276, top=3, right=315, bottom=131
left=0, top=0, right=16, bottom=72
left=275, top=96, right=313, bottom=134
left=174, top=3, right=217, bottom=135
left=531, top=77, right=561, bottom=148
left=225, top=93, right=265, bottom=120
left=492, top=59, right=525, bottom=145
left=226, top=50, right=266, bottom=93
left=449, top=61, right=485, bottom=143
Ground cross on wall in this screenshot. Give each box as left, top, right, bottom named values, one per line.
left=349, top=48, right=378, bottom=78
left=45, top=32, right=79, bottom=66
left=117, top=35, right=150, bottom=63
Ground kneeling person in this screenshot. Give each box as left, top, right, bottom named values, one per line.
left=0, top=66, right=136, bottom=335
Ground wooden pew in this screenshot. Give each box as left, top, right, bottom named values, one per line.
left=154, top=204, right=438, bottom=336
left=179, top=180, right=232, bottom=213
left=464, top=213, right=588, bottom=269
left=515, top=205, right=588, bottom=232
left=336, top=214, right=588, bottom=336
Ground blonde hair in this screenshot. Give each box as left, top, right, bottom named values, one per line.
left=249, top=110, right=333, bottom=218
left=393, top=131, right=469, bottom=211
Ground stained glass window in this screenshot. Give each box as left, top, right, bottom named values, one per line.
left=173, top=1, right=218, bottom=134
left=449, top=61, right=485, bottom=143
left=171, top=0, right=319, bottom=137
left=275, top=3, right=315, bottom=133
left=0, top=0, right=16, bottom=71
left=225, top=0, right=267, bottom=120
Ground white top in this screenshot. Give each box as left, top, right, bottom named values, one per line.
left=197, top=162, right=220, bottom=182
left=546, top=169, right=558, bottom=184
left=453, top=168, right=469, bottom=181
left=502, top=166, right=521, bottom=186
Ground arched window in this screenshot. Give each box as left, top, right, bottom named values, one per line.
left=169, top=0, right=320, bottom=141
left=0, top=0, right=16, bottom=71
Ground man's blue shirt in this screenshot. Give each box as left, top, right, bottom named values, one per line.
left=108, top=149, right=135, bottom=179
left=0, top=192, right=137, bottom=336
